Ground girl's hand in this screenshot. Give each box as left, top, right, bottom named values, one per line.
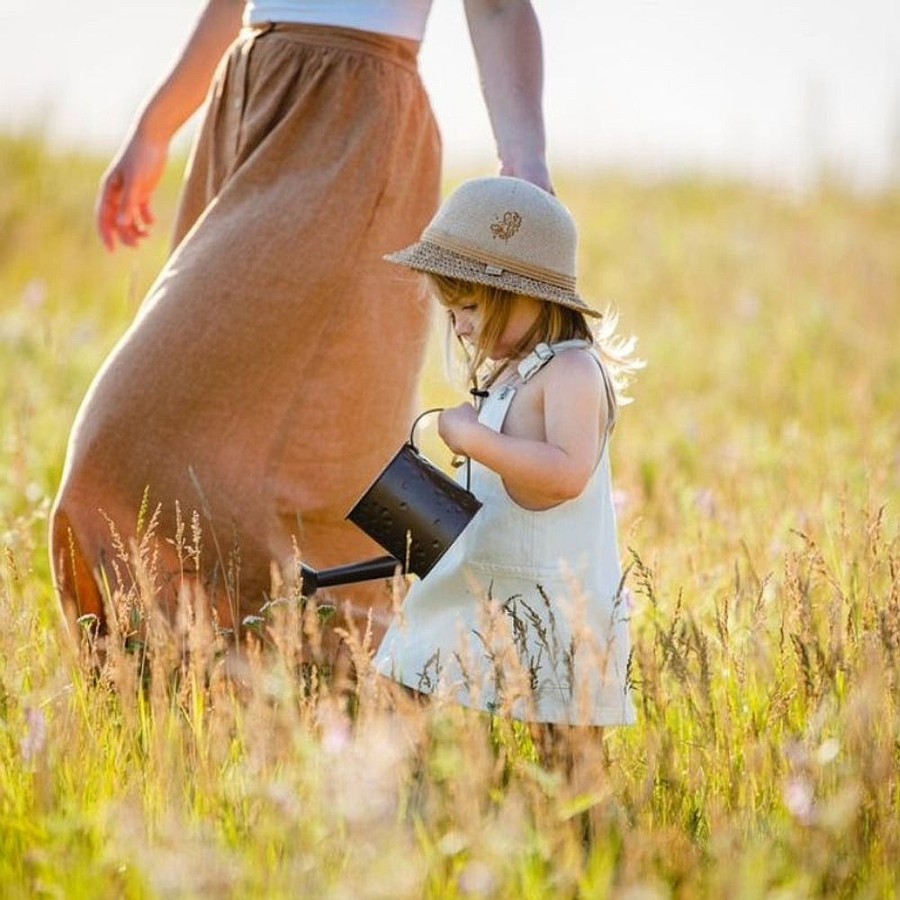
left=96, top=131, right=169, bottom=252
left=438, top=403, right=481, bottom=455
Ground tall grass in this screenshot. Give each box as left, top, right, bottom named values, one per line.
left=1, top=133, right=899, bottom=897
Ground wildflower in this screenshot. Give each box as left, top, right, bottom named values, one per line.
left=20, top=707, right=47, bottom=764
left=816, top=738, right=840, bottom=765
left=783, top=776, right=815, bottom=825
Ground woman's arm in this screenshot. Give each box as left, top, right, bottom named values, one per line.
left=439, top=352, right=607, bottom=509
left=463, top=0, right=552, bottom=192
left=96, top=0, right=244, bottom=251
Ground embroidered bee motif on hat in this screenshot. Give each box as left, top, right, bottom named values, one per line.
left=490, top=211, right=522, bottom=241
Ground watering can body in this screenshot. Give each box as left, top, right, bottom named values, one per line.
left=299, top=416, right=481, bottom=597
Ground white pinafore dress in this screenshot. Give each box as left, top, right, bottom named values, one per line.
left=374, top=340, right=635, bottom=726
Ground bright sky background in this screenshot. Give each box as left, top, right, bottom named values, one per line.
left=3, top=1, right=899, bottom=189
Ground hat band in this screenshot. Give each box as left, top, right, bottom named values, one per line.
left=423, top=228, right=577, bottom=291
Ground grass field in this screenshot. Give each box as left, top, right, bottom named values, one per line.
left=1, top=132, right=899, bottom=898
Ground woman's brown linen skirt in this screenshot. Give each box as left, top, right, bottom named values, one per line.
left=50, top=23, right=442, bottom=636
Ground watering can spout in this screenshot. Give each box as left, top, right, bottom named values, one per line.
left=299, top=555, right=400, bottom=598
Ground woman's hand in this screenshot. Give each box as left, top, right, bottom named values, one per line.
left=464, top=0, right=553, bottom=194
left=438, top=403, right=481, bottom=455
left=500, top=157, right=552, bottom=194
left=94, top=1, right=244, bottom=252
left=96, top=131, right=169, bottom=251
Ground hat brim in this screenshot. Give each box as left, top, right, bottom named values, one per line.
left=384, top=241, right=601, bottom=318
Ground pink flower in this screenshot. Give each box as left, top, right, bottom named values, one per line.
left=20, top=707, right=47, bottom=764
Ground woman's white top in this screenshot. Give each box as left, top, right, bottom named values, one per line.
left=374, top=341, right=636, bottom=726
left=244, top=0, right=434, bottom=40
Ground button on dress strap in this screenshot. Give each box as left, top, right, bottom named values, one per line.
left=516, top=342, right=555, bottom=382
left=516, top=339, right=592, bottom=382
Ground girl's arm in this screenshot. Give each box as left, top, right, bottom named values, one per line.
left=463, top=0, right=552, bottom=192
left=440, top=352, right=608, bottom=509
left=96, top=0, right=245, bottom=251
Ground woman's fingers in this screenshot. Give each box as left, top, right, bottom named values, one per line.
left=94, top=137, right=167, bottom=251
left=96, top=166, right=150, bottom=251
left=500, top=158, right=553, bottom=194
left=97, top=183, right=152, bottom=251
left=139, top=200, right=155, bottom=227
left=114, top=176, right=151, bottom=246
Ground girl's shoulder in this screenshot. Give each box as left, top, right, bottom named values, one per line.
left=534, top=345, right=611, bottom=432
left=531, top=347, right=604, bottom=402
left=538, top=344, right=605, bottom=386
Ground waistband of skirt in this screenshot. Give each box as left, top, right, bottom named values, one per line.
left=243, top=21, right=420, bottom=72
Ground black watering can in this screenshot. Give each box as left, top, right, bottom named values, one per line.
left=299, top=409, right=482, bottom=597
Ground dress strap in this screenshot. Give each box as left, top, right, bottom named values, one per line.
left=516, top=339, right=592, bottom=382
left=478, top=339, right=606, bottom=436
left=477, top=383, right=517, bottom=433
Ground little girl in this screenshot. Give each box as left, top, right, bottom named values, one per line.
left=373, top=176, right=639, bottom=728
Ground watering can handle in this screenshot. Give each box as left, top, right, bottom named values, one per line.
left=409, top=407, right=444, bottom=449
left=409, top=407, right=474, bottom=494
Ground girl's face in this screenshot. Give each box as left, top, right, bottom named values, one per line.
left=450, top=293, right=543, bottom=360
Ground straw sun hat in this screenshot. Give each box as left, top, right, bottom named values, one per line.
left=385, top=176, right=599, bottom=317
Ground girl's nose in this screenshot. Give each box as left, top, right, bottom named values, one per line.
left=453, top=313, right=472, bottom=338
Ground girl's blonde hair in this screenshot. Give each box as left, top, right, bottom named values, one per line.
left=427, top=274, right=642, bottom=419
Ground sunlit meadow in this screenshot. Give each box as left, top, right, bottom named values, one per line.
left=1, top=133, right=898, bottom=898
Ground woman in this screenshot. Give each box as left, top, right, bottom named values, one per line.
left=50, top=0, right=552, bottom=645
